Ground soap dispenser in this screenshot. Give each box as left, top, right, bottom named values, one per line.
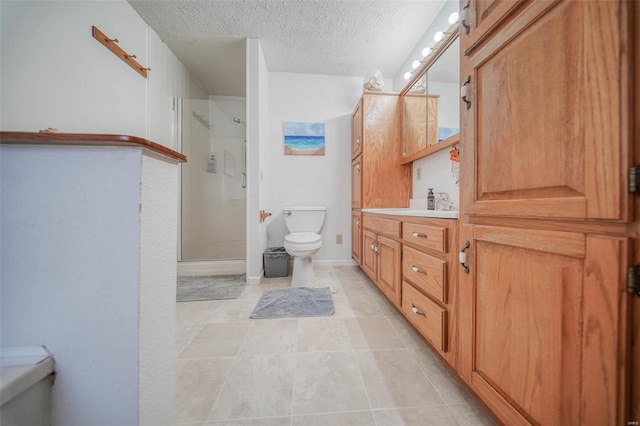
left=427, top=188, right=435, bottom=210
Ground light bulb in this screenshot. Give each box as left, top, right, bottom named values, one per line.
left=434, top=31, right=445, bottom=42
left=421, top=47, right=432, bottom=57
left=448, top=12, right=459, bottom=24
left=403, top=71, right=412, bottom=80
left=412, top=60, right=421, bottom=69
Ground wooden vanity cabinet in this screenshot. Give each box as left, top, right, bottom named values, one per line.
left=361, top=215, right=402, bottom=308
left=400, top=217, right=459, bottom=368
left=459, top=0, right=636, bottom=424
left=351, top=211, right=362, bottom=265
left=351, top=93, right=411, bottom=266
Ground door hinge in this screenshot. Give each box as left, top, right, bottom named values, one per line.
left=628, top=266, right=640, bottom=296
left=630, top=165, right=639, bottom=193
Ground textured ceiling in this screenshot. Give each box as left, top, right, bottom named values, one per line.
left=129, top=0, right=447, bottom=97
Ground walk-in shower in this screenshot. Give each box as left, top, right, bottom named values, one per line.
left=176, top=97, right=247, bottom=275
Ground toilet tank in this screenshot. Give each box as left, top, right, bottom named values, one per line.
left=283, top=206, right=326, bottom=233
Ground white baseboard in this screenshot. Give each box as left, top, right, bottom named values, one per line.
left=177, top=260, right=245, bottom=276
left=313, top=259, right=358, bottom=267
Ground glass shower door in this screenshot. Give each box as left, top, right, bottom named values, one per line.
left=178, top=97, right=246, bottom=261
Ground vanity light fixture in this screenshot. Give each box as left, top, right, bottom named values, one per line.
left=421, top=46, right=433, bottom=57
left=434, top=30, right=446, bottom=42
left=448, top=12, right=459, bottom=25
left=412, top=60, right=421, bottom=69
left=403, top=71, right=412, bottom=80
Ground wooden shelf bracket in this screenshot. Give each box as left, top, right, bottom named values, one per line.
left=92, top=26, right=149, bottom=78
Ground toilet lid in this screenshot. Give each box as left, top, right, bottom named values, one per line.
left=285, top=232, right=321, bottom=245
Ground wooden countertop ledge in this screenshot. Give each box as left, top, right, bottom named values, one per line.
left=0, top=131, right=187, bottom=163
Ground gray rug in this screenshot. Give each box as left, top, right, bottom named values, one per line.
left=177, top=274, right=246, bottom=302
left=250, top=287, right=335, bottom=319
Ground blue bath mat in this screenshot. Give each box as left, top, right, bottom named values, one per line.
left=250, top=287, right=334, bottom=319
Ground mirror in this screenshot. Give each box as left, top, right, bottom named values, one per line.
left=401, top=32, right=460, bottom=163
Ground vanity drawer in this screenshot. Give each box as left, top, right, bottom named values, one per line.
left=402, top=222, right=447, bottom=253
left=402, top=246, right=447, bottom=304
left=401, top=281, right=448, bottom=352
left=363, top=216, right=401, bottom=239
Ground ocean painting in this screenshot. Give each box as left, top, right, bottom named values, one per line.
left=284, top=121, right=325, bottom=156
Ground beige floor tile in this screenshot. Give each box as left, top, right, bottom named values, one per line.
left=292, top=351, right=370, bottom=415
left=207, top=417, right=291, bottom=426
left=427, top=368, right=478, bottom=405
left=179, top=322, right=251, bottom=358
left=208, top=354, right=295, bottom=421
left=206, top=299, right=257, bottom=323
left=297, top=317, right=351, bottom=352
left=177, top=300, right=220, bottom=327
left=344, top=317, right=405, bottom=349
left=355, top=349, right=445, bottom=409
left=292, top=410, right=376, bottom=426
left=176, top=357, right=235, bottom=423
left=337, top=280, right=380, bottom=299
left=239, top=318, right=298, bottom=354
left=177, top=323, right=205, bottom=355
left=386, top=314, right=431, bottom=350
left=334, top=296, right=385, bottom=318
left=448, top=402, right=497, bottom=426
left=373, top=406, right=458, bottom=426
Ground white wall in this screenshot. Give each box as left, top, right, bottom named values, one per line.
left=0, top=1, right=200, bottom=424
left=1, top=1, right=148, bottom=136
left=246, top=38, right=270, bottom=283
left=266, top=72, right=362, bottom=264
left=1, top=146, right=143, bottom=426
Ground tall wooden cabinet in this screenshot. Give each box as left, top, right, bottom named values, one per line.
left=351, top=93, right=412, bottom=265
left=458, top=1, right=637, bottom=424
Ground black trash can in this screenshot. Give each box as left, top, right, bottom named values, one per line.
left=263, top=247, right=289, bottom=277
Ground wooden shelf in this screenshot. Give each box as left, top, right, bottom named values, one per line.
left=0, top=132, right=187, bottom=163
left=401, top=133, right=459, bottom=165
left=92, top=26, right=149, bottom=78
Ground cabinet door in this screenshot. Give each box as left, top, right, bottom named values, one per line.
left=460, top=225, right=628, bottom=425
left=351, top=156, right=362, bottom=209
left=462, top=0, right=627, bottom=220
left=351, top=101, right=362, bottom=159
left=376, top=235, right=401, bottom=307
left=351, top=211, right=362, bottom=265
left=361, top=229, right=377, bottom=281
left=460, top=0, right=524, bottom=54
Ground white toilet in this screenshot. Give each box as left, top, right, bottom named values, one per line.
left=282, top=206, right=326, bottom=287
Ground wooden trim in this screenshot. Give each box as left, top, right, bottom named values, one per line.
left=92, top=26, right=149, bottom=78
left=401, top=133, right=459, bottom=165
left=0, top=131, right=187, bottom=163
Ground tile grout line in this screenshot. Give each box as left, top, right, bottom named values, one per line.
left=203, top=317, right=256, bottom=424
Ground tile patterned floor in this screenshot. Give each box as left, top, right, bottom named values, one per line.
left=176, top=266, right=497, bottom=426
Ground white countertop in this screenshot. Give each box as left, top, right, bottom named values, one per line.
left=1, top=346, right=54, bottom=406
left=362, top=208, right=459, bottom=219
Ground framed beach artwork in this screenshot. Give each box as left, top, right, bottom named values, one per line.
left=283, top=121, right=325, bottom=156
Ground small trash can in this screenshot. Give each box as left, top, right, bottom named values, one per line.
left=263, top=247, right=289, bottom=278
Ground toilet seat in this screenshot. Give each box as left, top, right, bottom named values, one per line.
left=284, top=232, right=321, bottom=246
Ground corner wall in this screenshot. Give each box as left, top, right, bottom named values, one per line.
left=266, top=72, right=362, bottom=264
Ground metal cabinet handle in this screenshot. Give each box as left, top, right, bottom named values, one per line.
left=373, top=244, right=379, bottom=253
left=460, top=0, right=471, bottom=35
left=356, top=137, right=360, bottom=146
left=412, top=232, right=428, bottom=239
left=411, top=304, right=426, bottom=317
left=356, top=219, right=360, bottom=227
left=411, top=265, right=428, bottom=275
left=459, top=240, right=470, bottom=274
left=461, top=76, right=471, bottom=109
left=356, top=163, right=361, bottom=171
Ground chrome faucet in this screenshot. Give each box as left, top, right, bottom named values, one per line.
left=435, top=192, right=457, bottom=211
